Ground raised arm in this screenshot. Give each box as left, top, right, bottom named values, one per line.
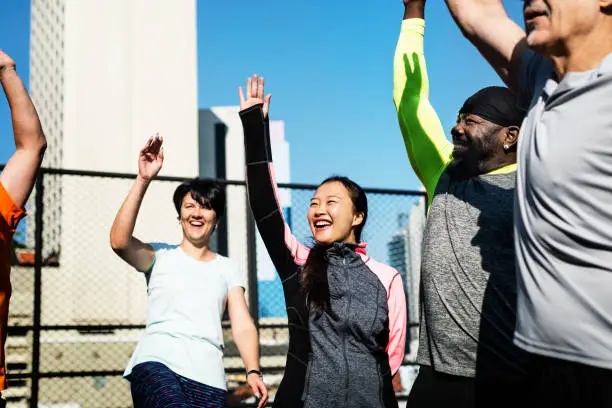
left=444, top=0, right=528, bottom=90
left=109, top=136, right=163, bottom=272
left=393, top=0, right=452, bottom=199
left=0, top=50, right=47, bottom=209
left=239, top=75, right=309, bottom=280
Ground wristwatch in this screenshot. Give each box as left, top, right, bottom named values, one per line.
left=246, top=369, right=263, bottom=381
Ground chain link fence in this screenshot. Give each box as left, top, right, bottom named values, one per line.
left=6, top=168, right=426, bottom=407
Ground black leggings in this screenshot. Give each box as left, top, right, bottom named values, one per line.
left=406, top=366, right=475, bottom=408
left=406, top=365, right=530, bottom=408
left=526, top=354, right=612, bottom=407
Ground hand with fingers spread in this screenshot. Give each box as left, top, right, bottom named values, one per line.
left=138, top=134, right=164, bottom=181
left=239, top=74, right=272, bottom=118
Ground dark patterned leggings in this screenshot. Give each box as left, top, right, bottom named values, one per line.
left=129, top=361, right=227, bottom=408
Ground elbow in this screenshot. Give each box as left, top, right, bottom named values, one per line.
left=36, top=128, right=48, bottom=152
left=451, top=14, right=476, bottom=39
left=232, top=320, right=257, bottom=339
left=109, top=232, right=128, bottom=253
left=444, top=1, right=479, bottom=37
left=109, top=241, right=125, bottom=254
left=37, top=139, right=47, bottom=159
left=15, top=133, right=47, bottom=158
left=239, top=319, right=258, bottom=333
left=447, top=1, right=504, bottom=40
left=457, top=22, right=479, bottom=42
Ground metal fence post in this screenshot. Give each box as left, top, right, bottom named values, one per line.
left=30, top=171, right=44, bottom=407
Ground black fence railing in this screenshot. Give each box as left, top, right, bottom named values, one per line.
left=5, top=167, right=426, bottom=407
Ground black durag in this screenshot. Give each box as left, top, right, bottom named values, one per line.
left=459, top=86, right=525, bottom=127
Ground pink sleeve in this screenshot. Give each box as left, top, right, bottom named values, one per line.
left=386, top=273, right=407, bottom=375
left=284, top=224, right=310, bottom=266
left=268, top=164, right=310, bottom=266
left=363, top=256, right=407, bottom=375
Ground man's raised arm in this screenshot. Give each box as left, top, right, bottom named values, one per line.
left=394, top=0, right=453, bottom=200
left=445, top=0, right=527, bottom=90
left=0, top=50, right=47, bottom=209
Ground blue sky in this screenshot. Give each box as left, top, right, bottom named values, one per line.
left=0, top=1, right=525, bottom=191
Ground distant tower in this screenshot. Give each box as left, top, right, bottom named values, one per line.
left=28, top=0, right=198, bottom=257
left=386, top=197, right=426, bottom=357
left=405, top=197, right=426, bottom=357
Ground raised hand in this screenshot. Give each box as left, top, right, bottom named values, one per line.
left=0, top=49, right=16, bottom=73
left=239, top=74, right=272, bottom=118
left=403, top=0, right=425, bottom=19
left=138, top=134, right=164, bottom=181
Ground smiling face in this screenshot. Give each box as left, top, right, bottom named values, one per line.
left=523, top=0, right=601, bottom=55
left=307, top=181, right=365, bottom=246
left=451, top=113, right=503, bottom=170
left=178, top=193, right=218, bottom=245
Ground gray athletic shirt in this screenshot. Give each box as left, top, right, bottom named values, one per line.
left=514, top=51, right=612, bottom=369
left=418, top=170, right=529, bottom=378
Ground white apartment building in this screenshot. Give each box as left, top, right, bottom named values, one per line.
left=14, top=1, right=199, bottom=405
left=27, top=0, right=198, bottom=324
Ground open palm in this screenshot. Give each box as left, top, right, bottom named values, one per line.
left=139, top=134, right=164, bottom=181
left=239, top=74, right=272, bottom=118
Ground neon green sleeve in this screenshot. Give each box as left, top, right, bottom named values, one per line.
left=393, top=19, right=453, bottom=200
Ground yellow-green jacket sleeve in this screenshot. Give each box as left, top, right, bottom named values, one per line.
left=393, top=19, right=453, bottom=200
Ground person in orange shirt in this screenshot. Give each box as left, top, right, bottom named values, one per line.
left=0, top=50, right=47, bottom=405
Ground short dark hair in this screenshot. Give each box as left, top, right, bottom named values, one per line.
left=172, top=178, right=226, bottom=219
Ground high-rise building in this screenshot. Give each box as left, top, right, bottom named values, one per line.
left=28, top=0, right=198, bottom=260
left=387, top=213, right=411, bottom=354
left=388, top=212, right=410, bottom=277
left=27, top=0, right=199, bottom=317
left=26, top=0, right=199, bottom=322
left=405, top=196, right=426, bottom=358
left=12, top=1, right=199, bottom=404
left=386, top=196, right=426, bottom=359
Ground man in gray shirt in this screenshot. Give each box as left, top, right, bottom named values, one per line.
left=395, top=1, right=528, bottom=406
left=444, top=0, right=612, bottom=405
